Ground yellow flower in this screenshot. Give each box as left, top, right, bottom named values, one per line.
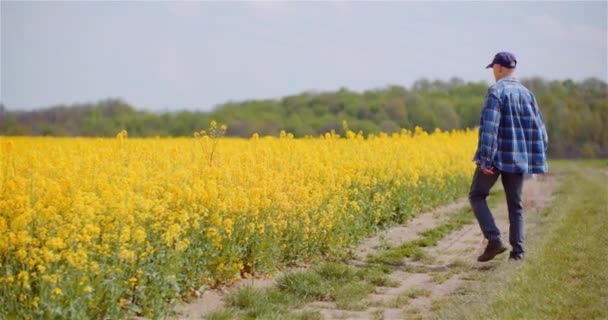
left=128, top=277, right=138, bottom=288
left=133, top=227, right=147, bottom=244
left=51, top=287, right=63, bottom=297
left=1, top=129, right=477, bottom=310
left=118, top=249, right=135, bottom=262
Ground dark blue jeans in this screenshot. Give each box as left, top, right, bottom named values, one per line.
left=469, top=166, right=525, bottom=254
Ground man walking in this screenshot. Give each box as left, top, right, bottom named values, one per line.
left=470, top=52, right=548, bottom=262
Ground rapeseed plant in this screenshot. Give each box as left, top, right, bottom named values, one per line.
left=0, top=125, right=476, bottom=318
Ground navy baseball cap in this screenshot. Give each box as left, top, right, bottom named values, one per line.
left=486, top=52, right=517, bottom=69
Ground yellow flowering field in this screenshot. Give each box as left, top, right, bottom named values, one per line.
left=1, top=126, right=476, bottom=318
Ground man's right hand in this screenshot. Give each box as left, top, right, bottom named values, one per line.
left=481, top=166, right=495, bottom=175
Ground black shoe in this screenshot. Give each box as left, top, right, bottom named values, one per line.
left=508, top=252, right=524, bottom=261
left=477, top=240, right=507, bottom=262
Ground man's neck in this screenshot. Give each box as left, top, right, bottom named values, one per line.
left=496, top=74, right=515, bottom=82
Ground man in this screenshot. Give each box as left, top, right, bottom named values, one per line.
left=470, top=51, right=548, bottom=262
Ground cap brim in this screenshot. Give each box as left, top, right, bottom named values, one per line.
left=486, top=63, right=493, bottom=69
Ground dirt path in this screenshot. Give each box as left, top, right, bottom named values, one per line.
left=298, top=174, right=557, bottom=320
left=176, top=174, right=557, bottom=320
left=352, top=199, right=470, bottom=264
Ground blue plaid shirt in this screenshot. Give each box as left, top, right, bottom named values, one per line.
left=474, top=77, right=548, bottom=174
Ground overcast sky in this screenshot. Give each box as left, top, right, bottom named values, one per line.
left=1, top=1, right=606, bottom=111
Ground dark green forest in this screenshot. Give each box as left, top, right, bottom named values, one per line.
left=1, top=77, right=606, bottom=158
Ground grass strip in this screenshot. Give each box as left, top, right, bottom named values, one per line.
left=365, top=209, right=471, bottom=265
left=205, top=262, right=394, bottom=319
left=432, top=161, right=608, bottom=320
left=474, top=165, right=608, bottom=319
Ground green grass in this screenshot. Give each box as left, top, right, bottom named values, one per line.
left=277, top=271, right=333, bottom=301
left=403, top=306, right=424, bottom=320
left=205, top=309, right=237, bottom=320
left=385, top=292, right=412, bottom=308
left=404, top=287, right=432, bottom=299
left=432, top=161, right=608, bottom=319
left=357, top=266, right=400, bottom=287
left=207, top=262, right=393, bottom=319
left=333, top=282, right=375, bottom=310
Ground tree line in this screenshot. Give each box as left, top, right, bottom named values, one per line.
left=1, top=77, right=606, bottom=158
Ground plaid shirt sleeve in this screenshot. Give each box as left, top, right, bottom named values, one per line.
left=477, top=93, right=501, bottom=169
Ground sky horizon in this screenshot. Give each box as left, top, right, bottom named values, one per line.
left=2, top=1, right=607, bottom=112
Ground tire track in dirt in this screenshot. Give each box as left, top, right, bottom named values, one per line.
left=352, top=199, right=470, bottom=264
